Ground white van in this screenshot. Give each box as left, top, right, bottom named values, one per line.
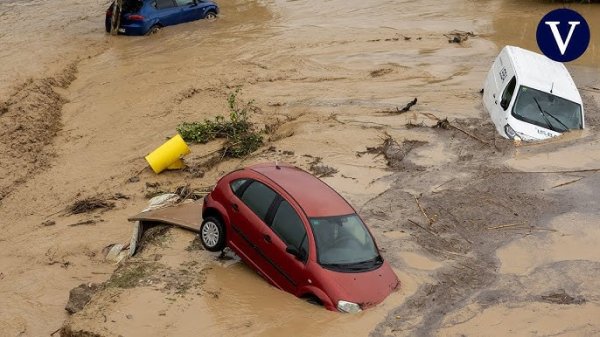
left=483, top=46, right=585, bottom=141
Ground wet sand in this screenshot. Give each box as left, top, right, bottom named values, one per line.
left=0, top=0, right=599, bottom=336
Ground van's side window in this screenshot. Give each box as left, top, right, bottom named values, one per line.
left=501, top=77, right=517, bottom=111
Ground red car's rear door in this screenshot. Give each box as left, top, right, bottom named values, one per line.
left=230, top=180, right=285, bottom=288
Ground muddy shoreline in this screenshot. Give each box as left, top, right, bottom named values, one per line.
left=1, top=0, right=599, bottom=336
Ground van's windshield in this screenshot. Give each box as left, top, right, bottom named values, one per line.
left=309, top=214, right=381, bottom=272
left=512, top=86, right=582, bottom=133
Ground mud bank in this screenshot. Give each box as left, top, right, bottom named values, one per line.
left=1, top=0, right=600, bottom=336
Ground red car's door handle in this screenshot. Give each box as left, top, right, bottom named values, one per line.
left=263, top=234, right=272, bottom=243
left=231, top=203, right=239, bottom=212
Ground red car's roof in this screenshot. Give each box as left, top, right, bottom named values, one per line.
left=247, top=163, right=355, bottom=218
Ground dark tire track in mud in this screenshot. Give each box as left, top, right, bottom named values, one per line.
left=362, top=120, right=566, bottom=336
left=0, top=63, right=78, bottom=204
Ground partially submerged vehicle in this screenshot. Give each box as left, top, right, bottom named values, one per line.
left=483, top=46, right=584, bottom=141
left=106, top=0, right=219, bottom=36
left=201, top=163, right=400, bottom=313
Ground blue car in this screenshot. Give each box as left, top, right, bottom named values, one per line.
left=105, top=0, right=219, bottom=36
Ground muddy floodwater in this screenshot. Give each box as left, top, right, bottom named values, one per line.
left=0, top=0, right=599, bottom=336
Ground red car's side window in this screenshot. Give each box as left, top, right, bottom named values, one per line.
left=229, top=179, right=249, bottom=196
left=239, top=181, right=277, bottom=221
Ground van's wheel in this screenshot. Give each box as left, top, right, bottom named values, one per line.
left=200, top=216, right=226, bottom=252
left=205, top=11, right=217, bottom=20
left=147, top=25, right=161, bottom=35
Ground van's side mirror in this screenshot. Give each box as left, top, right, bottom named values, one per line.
left=286, top=245, right=306, bottom=261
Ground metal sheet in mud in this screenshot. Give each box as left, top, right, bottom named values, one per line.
left=128, top=202, right=203, bottom=233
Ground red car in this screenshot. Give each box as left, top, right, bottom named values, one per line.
left=201, top=163, right=400, bottom=312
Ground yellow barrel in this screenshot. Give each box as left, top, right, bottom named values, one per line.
left=145, top=134, right=191, bottom=174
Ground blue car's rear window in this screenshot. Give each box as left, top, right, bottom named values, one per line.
left=122, top=0, right=144, bottom=12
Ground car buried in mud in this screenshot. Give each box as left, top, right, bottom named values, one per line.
left=105, top=0, right=219, bottom=36
left=200, top=163, right=400, bottom=313
left=483, top=46, right=585, bottom=141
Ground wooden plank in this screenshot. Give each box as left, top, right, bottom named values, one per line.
left=128, top=202, right=204, bottom=233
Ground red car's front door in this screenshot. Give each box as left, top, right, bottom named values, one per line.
left=257, top=197, right=309, bottom=294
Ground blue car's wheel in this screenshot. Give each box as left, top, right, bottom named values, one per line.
left=146, top=24, right=161, bottom=35
left=205, top=11, right=217, bottom=20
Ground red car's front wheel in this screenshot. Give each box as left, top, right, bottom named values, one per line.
left=200, top=216, right=226, bottom=252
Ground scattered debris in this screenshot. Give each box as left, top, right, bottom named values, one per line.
left=111, top=192, right=129, bottom=200
left=0, top=272, right=4, bottom=280
left=426, top=113, right=490, bottom=145
left=59, top=326, right=103, bottom=337
left=433, top=117, right=451, bottom=129
left=359, top=134, right=426, bottom=169
left=128, top=176, right=140, bottom=183
left=106, top=262, right=160, bottom=289
left=145, top=182, right=208, bottom=200
left=487, top=223, right=525, bottom=230
left=398, top=98, right=417, bottom=113
left=174, top=184, right=205, bottom=201
left=183, top=162, right=206, bottom=178
left=378, top=98, right=417, bottom=114
left=177, top=89, right=264, bottom=158
left=136, top=224, right=171, bottom=253
left=46, top=248, right=71, bottom=268
left=552, top=177, right=584, bottom=189
left=408, top=219, right=438, bottom=236
left=445, top=30, right=476, bottom=44
left=186, top=236, right=204, bottom=251
left=67, top=196, right=115, bottom=215
left=406, top=121, right=426, bottom=129
left=65, top=283, right=102, bottom=314
left=370, top=68, right=393, bottom=78
left=41, top=220, right=56, bottom=227
left=309, top=157, right=338, bottom=177
left=414, top=195, right=437, bottom=226
left=104, top=243, right=127, bottom=263
left=145, top=182, right=166, bottom=199
left=69, top=219, right=103, bottom=227
left=541, top=290, right=586, bottom=305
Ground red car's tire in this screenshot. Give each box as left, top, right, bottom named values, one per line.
left=200, top=216, right=226, bottom=252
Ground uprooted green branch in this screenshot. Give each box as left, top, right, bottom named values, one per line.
left=177, top=89, right=263, bottom=158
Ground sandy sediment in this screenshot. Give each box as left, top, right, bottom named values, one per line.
left=1, top=0, right=600, bottom=336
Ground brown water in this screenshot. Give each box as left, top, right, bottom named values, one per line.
left=1, top=0, right=599, bottom=336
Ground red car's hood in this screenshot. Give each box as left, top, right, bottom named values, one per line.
left=325, top=261, right=400, bottom=309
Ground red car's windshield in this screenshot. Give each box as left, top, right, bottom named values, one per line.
left=310, top=214, right=381, bottom=271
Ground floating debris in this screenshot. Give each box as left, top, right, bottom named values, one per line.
left=67, top=197, right=115, bottom=215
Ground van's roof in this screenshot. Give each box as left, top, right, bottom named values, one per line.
left=504, top=46, right=582, bottom=104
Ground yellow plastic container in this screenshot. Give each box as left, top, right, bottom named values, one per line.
left=145, top=134, right=191, bottom=174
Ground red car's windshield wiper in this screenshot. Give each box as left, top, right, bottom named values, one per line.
left=322, top=256, right=382, bottom=270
